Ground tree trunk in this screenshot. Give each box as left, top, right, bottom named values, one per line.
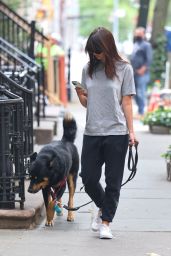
left=151, top=0, right=170, bottom=46
left=137, top=0, right=150, bottom=29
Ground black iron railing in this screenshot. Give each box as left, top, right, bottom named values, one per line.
left=0, top=37, right=40, bottom=72
left=0, top=1, right=49, bottom=123
left=0, top=0, right=48, bottom=56
left=0, top=85, right=24, bottom=209
left=0, top=71, right=33, bottom=161
left=0, top=37, right=42, bottom=125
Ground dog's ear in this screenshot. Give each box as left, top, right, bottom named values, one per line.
left=30, top=152, right=37, bottom=162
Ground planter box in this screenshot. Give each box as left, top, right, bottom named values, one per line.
left=166, top=161, right=171, bottom=181
left=149, top=125, right=171, bottom=134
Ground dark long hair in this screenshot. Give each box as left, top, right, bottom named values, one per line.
left=85, top=27, right=125, bottom=79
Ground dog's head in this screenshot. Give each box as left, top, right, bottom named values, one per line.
left=28, top=151, right=64, bottom=193
left=28, top=152, right=50, bottom=193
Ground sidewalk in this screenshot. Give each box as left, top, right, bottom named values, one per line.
left=0, top=102, right=171, bottom=256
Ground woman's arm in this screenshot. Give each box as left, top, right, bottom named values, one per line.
left=122, top=95, right=136, bottom=145
left=75, top=87, right=87, bottom=108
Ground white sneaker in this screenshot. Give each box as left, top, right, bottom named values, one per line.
left=91, top=209, right=102, bottom=232
left=99, top=224, right=113, bottom=239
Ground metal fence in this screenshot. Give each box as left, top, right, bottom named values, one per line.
left=0, top=71, right=33, bottom=160
left=0, top=0, right=49, bottom=124
left=0, top=85, right=24, bottom=209
left=0, top=37, right=42, bottom=125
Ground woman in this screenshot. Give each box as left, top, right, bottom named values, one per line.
left=76, top=27, right=137, bottom=239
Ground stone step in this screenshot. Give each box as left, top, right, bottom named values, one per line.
left=0, top=181, right=45, bottom=229
left=33, top=120, right=57, bottom=145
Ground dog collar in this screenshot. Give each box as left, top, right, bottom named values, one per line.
left=50, top=176, right=67, bottom=200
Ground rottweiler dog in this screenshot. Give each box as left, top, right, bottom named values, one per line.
left=28, top=113, right=79, bottom=226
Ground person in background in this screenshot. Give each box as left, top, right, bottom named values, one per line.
left=75, top=27, right=137, bottom=239
left=130, top=27, right=153, bottom=119
left=34, top=34, right=65, bottom=105
left=35, top=33, right=64, bottom=70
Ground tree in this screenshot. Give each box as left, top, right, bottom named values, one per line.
left=2, top=0, right=31, bottom=15
left=150, top=35, right=167, bottom=84
left=79, top=0, right=138, bottom=41
left=79, top=0, right=113, bottom=37
left=137, top=0, right=150, bottom=28
left=2, top=0, right=21, bottom=10
left=151, top=0, right=170, bottom=46
left=150, top=0, right=170, bottom=84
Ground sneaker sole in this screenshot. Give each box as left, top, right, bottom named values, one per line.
left=100, top=235, right=113, bottom=239
left=92, top=227, right=99, bottom=232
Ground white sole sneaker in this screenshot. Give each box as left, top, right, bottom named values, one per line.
left=91, top=210, right=102, bottom=232
left=99, top=224, right=113, bottom=239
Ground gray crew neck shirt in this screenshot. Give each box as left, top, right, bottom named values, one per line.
left=81, top=61, right=136, bottom=136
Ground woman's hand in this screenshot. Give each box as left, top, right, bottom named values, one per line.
left=129, top=131, right=138, bottom=146
left=75, top=88, right=87, bottom=108
left=136, top=65, right=147, bottom=76
left=122, top=95, right=139, bottom=146
left=75, top=87, right=87, bottom=97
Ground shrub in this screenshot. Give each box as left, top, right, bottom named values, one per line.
left=161, top=145, right=171, bottom=160
left=143, top=107, right=171, bottom=127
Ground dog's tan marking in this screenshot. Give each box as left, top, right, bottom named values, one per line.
left=67, top=174, right=75, bottom=221
left=32, top=178, right=49, bottom=192
left=64, top=112, right=73, bottom=122
left=46, top=200, right=55, bottom=226
left=58, top=198, right=62, bottom=208
left=56, top=198, right=63, bottom=216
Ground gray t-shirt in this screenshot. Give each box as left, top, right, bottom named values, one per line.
left=81, top=61, right=136, bottom=136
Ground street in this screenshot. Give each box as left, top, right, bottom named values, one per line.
left=0, top=0, right=171, bottom=255
left=0, top=102, right=171, bottom=256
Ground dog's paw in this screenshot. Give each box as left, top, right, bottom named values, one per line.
left=67, top=213, right=74, bottom=222
left=45, top=220, right=53, bottom=227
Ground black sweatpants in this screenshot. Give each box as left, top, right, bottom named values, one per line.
left=81, top=135, right=128, bottom=222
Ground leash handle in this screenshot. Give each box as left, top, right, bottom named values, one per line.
left=121, top=142, right=138, bottom=187
left=128, top=143, right=138, bottom=172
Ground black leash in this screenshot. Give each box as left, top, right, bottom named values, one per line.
left=63, top=142, right=138, bottom=211
left=121, top=142, right=138, bottom=186
left=63, top=200, right=92, bottom=211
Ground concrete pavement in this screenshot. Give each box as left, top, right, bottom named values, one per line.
left=0, top=102, right=171, bottom=256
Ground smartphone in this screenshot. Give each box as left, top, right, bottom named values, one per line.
left=72, top=81, right=84, bottom=89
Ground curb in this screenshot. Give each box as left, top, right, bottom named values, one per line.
left=0, top=181, right=45, bottom=229
left=0, top=206, right=44, bottom=229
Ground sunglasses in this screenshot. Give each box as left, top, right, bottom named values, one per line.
left=89, top=46, right=102, bottom=55
left=89, top=51, right=102, bottom=56
left=93, top=49, right=102, bottom=54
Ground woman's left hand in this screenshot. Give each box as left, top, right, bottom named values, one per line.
left=129, top=132, right=138, bottom=146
